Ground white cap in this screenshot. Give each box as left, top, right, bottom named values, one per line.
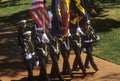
left=23, top=31, right=31, bottom=35
left=19, top=20, right=27, bottom=24
left=36, top=27, right=44, bottom=31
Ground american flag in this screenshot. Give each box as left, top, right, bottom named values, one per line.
left=29, top=0, right=50, bottom=28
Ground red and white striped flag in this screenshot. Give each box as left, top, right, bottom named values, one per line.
left=29, top=0, right=50, bottom=28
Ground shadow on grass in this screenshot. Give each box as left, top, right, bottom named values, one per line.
left=0, top=9, right=32, bottom=26
left=99, top=0, right=120, bottom=3
left=0, top=0, right=30, bottom=8
left=91, top=18, right=120, bottom=33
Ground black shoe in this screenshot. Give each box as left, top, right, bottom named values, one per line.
left=85, top=66, right=90, bottom=69
left=72, top=67, right=79, bottom=71
left=61, top=71, right=67, bottom=75
left=70, top=73, right=73, bottom=78
left=49, top=73, right=58, bottom=78
left=59, top=78, right=65, bottom=81
left=46, top=76, right=50, bottom=81
left=94, top=68, right=99, bottom=72
left=82, top=68, right=86, bottom=74
left=27, top=77, right=34, bottom=81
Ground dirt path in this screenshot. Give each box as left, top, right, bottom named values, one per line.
left=0, top=22, right=120, bottom=81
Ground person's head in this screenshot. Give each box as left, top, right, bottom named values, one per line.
left=36, top=27, right=44, bottom=35
left=19, top=20, right=27, bottom=29
left=23, top=31, right=32, bottom=42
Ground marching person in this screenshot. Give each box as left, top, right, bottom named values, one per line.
left=48, top=34, right=64, bottom=81
left=70, top=33, right=85, bottom=74
left=35, top=27, right=50, bottom=81
left=21, top=31, right=37, bottom=81
left=69, top=14, right=86, bottom=74
left=47, top=9, right=64, bottom=81
left=81, top=20, right=99, bottom=71
left=17, top=20, right=29, bottom=49
left=59, top=31, right=73, bottom=78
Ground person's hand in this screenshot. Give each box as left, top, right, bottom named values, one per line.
left=25, top=53, right=32, bottom=59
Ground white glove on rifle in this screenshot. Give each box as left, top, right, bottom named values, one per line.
left=36, top=61, right=39, bottom=66
left=76, top=27, right=84, bottom=35
left=96, top=36, right=100, bottom=41
left=25, top=53, right=32, bottom=59
left=42, top=33, right=49, bottom=43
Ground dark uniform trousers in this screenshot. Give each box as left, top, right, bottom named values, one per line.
left=23, top=55, right=36, bottom=81
left=35, top=34, right=50, bottom=81
left=38, top=53, right=50, bottom=81
left=82, top=27, right=98, bottom=71
left=83, top=42, right=98, bottom=71
left=59, top=38, right=73, bottom=77
left=22, top=41, right=36, bottom=81
left=70, top=36, right=85, bottom=73
left=49, top=43, right=64, bottom=81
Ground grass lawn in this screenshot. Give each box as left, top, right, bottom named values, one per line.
left=93, top=3, right=120, bottom=65
left=0, top=1, right=120, bottom=65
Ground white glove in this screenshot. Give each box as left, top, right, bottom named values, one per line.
left=25, top=53, right=32, bottom=59
left=36, top=61, right=39, bottom=66
left=67, top=29, right=71, bottom=37
left=76, top=27, right=84, bottom=35
left=42, top=33, right=49, bottom=43
left=96, top=36, right=100, bottom=41
left=82, top=48, right=87, bottom=52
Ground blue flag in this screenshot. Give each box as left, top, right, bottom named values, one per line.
left=51, top=0, right=62, bottom=38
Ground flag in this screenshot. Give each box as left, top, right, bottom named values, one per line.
left=60, top=0, right=70, bottom=35
left=69, top=0, right=86, bottom=35
left=51, top=0, right=62, bottom=37
left=29, top=0, right=50, bottom=29
left=75, top=0, right=85, bottom=15
left=70, top=0, right=85, bottom=15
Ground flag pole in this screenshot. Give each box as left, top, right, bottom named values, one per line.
left=77, top=14, right=79, bottom=27
left=43, top=13, right=45, bottom=34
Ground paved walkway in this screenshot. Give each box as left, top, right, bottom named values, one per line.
left=0, top=22, right=120, bottom=81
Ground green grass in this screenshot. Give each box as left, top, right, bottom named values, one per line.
left=0, top=0, right=31, bottom=17
left=0, top=0, right=52, bottom=17
left=93, top=28, right=120, bottom=65
left=0, top=0, right=52, bottom=24
left=93, top=3, right=120, bottom=65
